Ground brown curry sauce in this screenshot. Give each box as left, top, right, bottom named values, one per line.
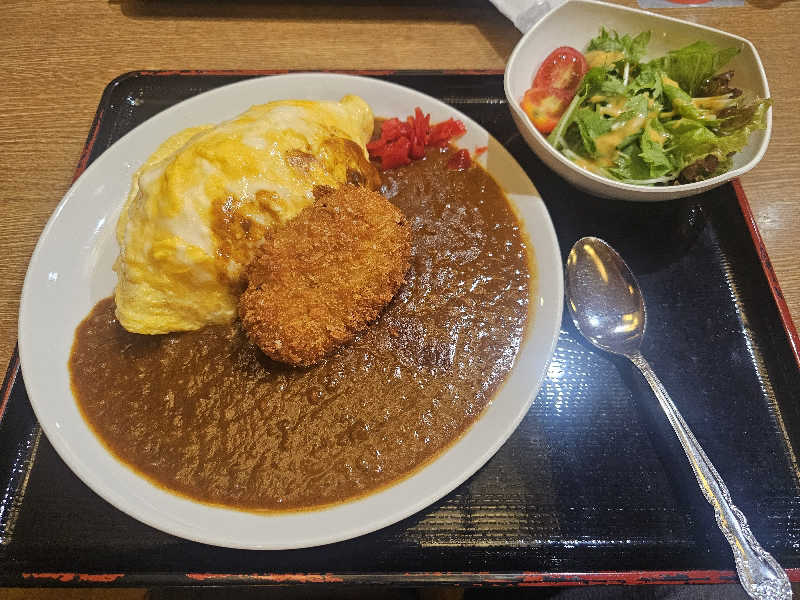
left=69, top=147, right=534, bottom=511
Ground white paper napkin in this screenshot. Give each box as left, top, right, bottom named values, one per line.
left=488, top=0, right=567, bottom=32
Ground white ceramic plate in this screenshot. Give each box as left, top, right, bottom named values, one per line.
left=505, top=0, right=772, bottom=201
left=19, top=73, right=563, bottom=550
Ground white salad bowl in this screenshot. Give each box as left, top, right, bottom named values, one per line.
left=504, top=0, right=771, bottom=201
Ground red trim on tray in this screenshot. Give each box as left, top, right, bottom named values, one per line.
left=14, top=570, right=800, bottom=586
left=733, top=178, right=800, bottom=368
left=22, top=573, right=75, bottom=583
left=22, top=573, right=124, bottom=583
left=186, top=573, right=344, bottom=583
left=176, top=570, right=798, bottom=586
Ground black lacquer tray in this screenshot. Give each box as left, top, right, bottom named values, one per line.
left=1, top=71, right=798, bottom=588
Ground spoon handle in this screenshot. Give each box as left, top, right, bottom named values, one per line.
left=629, top=352, right=791, bottom=600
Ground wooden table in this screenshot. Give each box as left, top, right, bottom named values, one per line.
left=2, top=0, right=798, bottom=369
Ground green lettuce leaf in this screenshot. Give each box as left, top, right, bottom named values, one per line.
left=620, top=93, right=650, bottom=121
left=664, top=118, right=719, bottom=168
left=649, top=41, right=740, bottom=96
left=610, top=145, right=652, bottom=181
left=713, top=97, right=770, bottom=155
left=639, top=118, right=673, bottom=178
left=717, top=95, right=772, bottom=135
left=600, top=76, right=627, bottom=97
left=562, top=122, right=586, bottom=157
left=574, top=108, right=613, bottom=156
left=581, top=66, right=614, bottom=97
left=664, top=96, right=768, bottom=178
left=663, top=82, right=719, bottom=125
left=628, top=64, right=663, bottom=99
left=587, top=28, right=651, bottom=63
left=548, top=67, right=610, bottom=149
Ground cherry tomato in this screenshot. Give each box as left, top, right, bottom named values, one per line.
left=532, top=46, right=588, bottom=97
left=521, top=87, right=571, bottom=134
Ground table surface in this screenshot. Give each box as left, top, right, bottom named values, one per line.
left=2, top=0, right=798, bottom=370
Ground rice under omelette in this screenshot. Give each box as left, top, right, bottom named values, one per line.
left=113, top=94, right=379, bottom=334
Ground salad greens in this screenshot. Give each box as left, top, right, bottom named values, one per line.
left=547, top=28, right=771, bottom=185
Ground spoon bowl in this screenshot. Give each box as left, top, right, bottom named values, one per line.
left=566, top=237, right=645, bottom=356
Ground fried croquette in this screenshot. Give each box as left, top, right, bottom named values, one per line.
left=239, top=185, right=411, bottom=366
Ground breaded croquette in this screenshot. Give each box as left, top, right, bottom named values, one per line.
left=239, top=185, right=411, bottom=366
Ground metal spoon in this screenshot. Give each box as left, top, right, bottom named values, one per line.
left=565, top=236, right=791, bottom=600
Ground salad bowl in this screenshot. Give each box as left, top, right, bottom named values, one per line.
left=504, top=0, right=771, bottom=201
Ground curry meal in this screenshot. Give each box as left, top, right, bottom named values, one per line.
left=69, top=96, right=534, bottom=511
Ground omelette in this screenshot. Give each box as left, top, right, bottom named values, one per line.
left=113, top=95, right=379, bottom=334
